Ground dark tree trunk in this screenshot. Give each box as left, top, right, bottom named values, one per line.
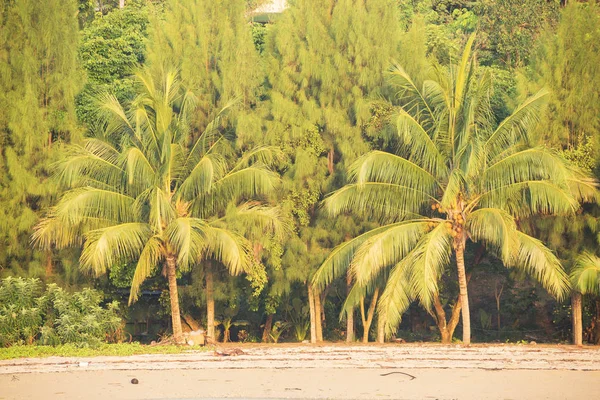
left=166, top=254, right=183, bottom=344
left=262, top=314, right=273, bottom=343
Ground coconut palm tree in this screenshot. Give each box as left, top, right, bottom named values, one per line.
left=312, top=35, right=598, bottom=344
left=571, top=252, right=600, bottom=344
left=33, top=69, right=285, bottom=343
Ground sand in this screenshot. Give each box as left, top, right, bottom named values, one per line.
left=1, top=344, right=599, bottom=399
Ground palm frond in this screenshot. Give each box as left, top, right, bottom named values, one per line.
left=571, top=252, right=600, bottom=295
left=166, top=218, right=209, bottom=272
left=350, top=220, right=431, bottom=287
left=194, top=166, right=278, bottom=216
left=52, top=187, right=137, bottom=226
left=323, top=182, right=434, bottom=221
left=203, top=227, right=252, bottom=276
left=129, top=236, right=164, bottom=304
left=179, top=152, right=227, bottom=201
left=219, top=203, right=293, bottom=242
left=348, top=151, right=441, bottom=194
left=466, top=208, right=518, bottom=263
left=507, top=231, right=570, bottom=300
left=311, top=222, right=420, bottom=291
left=479, top=180, right=578, bottom=217
left=80, top=223, right=152, bottom=277
left=407, top=222, right=453, bottom=309
left=396, top=109, right=448, bottom=178
left=377, top=258, right=413, bottom=335
left=484, top=89, right=549, bottom=159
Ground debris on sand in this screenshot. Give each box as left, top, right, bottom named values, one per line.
left=214, top=348, right=245, bottom=357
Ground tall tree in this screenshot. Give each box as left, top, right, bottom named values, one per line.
left=263, top=0, right=402, bottom=343
left=147, top=0, right=261, bottom=138
left=312, top=36, right=596, bottom=344
left=524, top=2, right=600, bottom=345
left=77, top=2, right=150, bottom=127
left=33, top=69, right=283, bottom=343
left=0, top=0, right=82, bottom=278
left=525, top=1, right=600, bottom=163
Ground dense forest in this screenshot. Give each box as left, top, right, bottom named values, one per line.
left=1, top=0, right=600, bottom=348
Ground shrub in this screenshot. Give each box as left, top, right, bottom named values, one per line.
left=0, top=277, right=123, bottom=347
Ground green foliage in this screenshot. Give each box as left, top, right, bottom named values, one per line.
left=286, top=297, right=310, bottom=342
left=525, top=2, right=600, bottom=164
left=0, top=277, right=122, bottom=347
left=0, top=277, right=44, bottom=346
left=312, top=33, right=595, bottom=342
left=0, top=0, right=82, bottom=277
left=476, top=0, right=559, bottom=68
left=76, top=2, right=150, bottom=126
left=147, top=0, right=261, bottom=136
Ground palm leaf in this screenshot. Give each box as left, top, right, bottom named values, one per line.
left=407, top=222, right=453, bottom=309
left=571, top=252, right=600, bottom=295
left=350, top=220, right=431, bottom=287
left=129, top=236, right=164, bottom=304
left=507, top=231, right=570, bottom=300
left=80, top=223, right=152, bottom=277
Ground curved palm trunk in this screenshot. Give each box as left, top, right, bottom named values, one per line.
left=572, top=292, right=583, bottom=346
left=455, top=246, right=471, bottom=344
left=346, top=272, right=355, bottom=343
left=432, top=293, right=463, bottom=344
left=206, top=261, right=215, bottom=343
left=360, top=288, right=379, bottom=343
left=166, top=254, right=183, bottom=344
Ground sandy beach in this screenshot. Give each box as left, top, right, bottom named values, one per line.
left=1, top=344, right=599, bottom=399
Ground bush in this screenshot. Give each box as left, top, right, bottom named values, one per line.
left=0, top=277, right=123, bottom=347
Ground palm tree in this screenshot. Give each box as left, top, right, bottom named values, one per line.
left=312, top=35, right=598, bottom=344
left=33, top=69, right=284, bottom=343
left=571, top=252, right=600, bottom=345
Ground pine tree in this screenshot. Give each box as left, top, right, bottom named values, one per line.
left=146, top=0, right=261, bottom=138
left=526, top=2, right=600, bottom=159
left=0, top=0, right=82, bottom=277
left=263, top=0, right=401, bottom=342
left=524, top=2, right=600, bottom=345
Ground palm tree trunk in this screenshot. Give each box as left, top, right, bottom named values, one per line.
left=314, top=289, right=323, bottom=342
left=45, top=250, right=53, bottom=277
left=166, top=254, right=183, bottom=344
left=376, top=312, right=385, bottom=344
left=119, top=0, right=125, bottom=8
left=455, top=245, right=471, bottom=344
left=432, top=292, right=463, bottom=344
left=206, top=262, right=215, bottom=343
left=572, top=292, right=583, bottom=346
left=346, top=272, right=355, bottom=343
left=308, top=284, right=317, bottom=343
left=262, top=314, right=273, bottom=343
left=360, top=288, right=380, bottom=343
